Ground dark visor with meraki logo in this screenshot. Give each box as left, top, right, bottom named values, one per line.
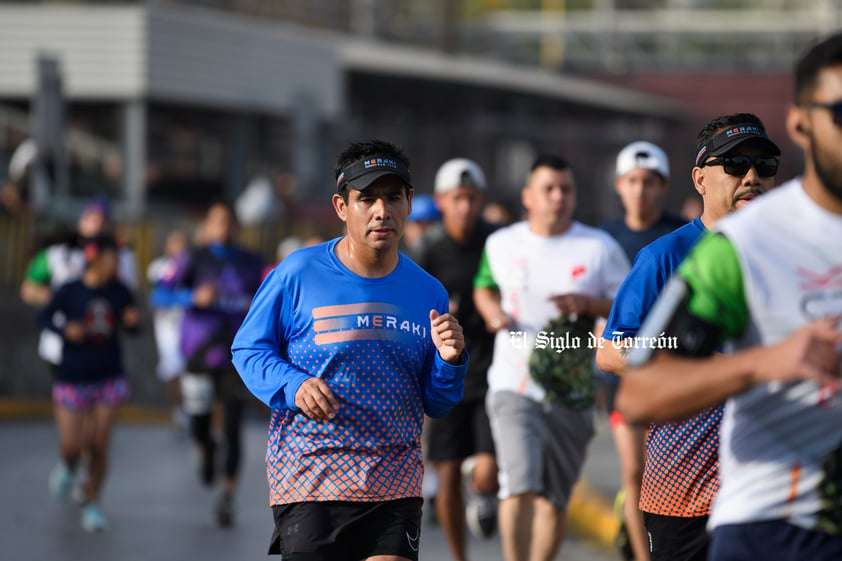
left=336, top=154, right=412, bottom=192
left=694, top=123, right=781, bottom=168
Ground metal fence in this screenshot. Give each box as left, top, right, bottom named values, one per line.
left=0, top=217, right=33, bottom=291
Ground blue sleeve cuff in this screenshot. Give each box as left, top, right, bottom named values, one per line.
left=424, top=350, right=469, bottom=418
left=281, top=370, right=314, bottom=412
left=435, top=350, right=469, bottom=378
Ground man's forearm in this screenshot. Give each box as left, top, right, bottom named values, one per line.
left=617, top=350, right=757, bottom=424
left=595, top=343, right=628, bottom=376
left=587, top=296, right=614, bottom=318
left=473, top=287, right=506, bottom=329
left=20, top=280, right=50, bottom=307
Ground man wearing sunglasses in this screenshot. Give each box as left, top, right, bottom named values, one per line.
left=618, top=33, right=842, bottom=561
left=596, top=112, right=780, bottom=561
left=693, top=124, right=780, bottom=215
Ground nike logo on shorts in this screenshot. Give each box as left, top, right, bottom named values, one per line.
left=406, top=528, right=420, bottom=552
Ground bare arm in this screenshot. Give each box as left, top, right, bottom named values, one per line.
left=594, top=316, right=629, bottom=375
left=586, top=296, right=615, bottom=318
left=595, top=342, right=630, bottom=376
left=547, top=293, right=614, bottom=319
left=617, top=350, right=757, bottom=424
left=122, top=305, right=141, bottom=332
left=473, top=286, right=509, bottom=333
left=617, top=317, right=842, bottom=425
left=20, top=279, right=51, bottom=307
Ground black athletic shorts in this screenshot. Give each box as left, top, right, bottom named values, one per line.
left=425, top=397, right=495, bottom=462
left=643, top=512, right=710, bottom=561
left=269, top=498, right=423, bottom=560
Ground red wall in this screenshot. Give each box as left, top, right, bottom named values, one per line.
left=592, top=73, right=802, bottom=182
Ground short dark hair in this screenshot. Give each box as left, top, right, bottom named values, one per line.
left=334, top=140, right=411, bottom=202
left=795, top=33, right=842, bottom=104
left=529, top=154, right=570, bottom=173
left=695, top=113, right=767, bottom=156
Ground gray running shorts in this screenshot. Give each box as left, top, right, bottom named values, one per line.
left=487, top=390, right=595, bottom=512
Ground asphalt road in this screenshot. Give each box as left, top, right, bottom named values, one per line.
left=0, top=416, right=619, bottom=561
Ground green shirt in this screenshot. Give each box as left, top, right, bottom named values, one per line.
left=677, top=232, right=749, bottom=344
left=24, top=249, right=50, bottom=285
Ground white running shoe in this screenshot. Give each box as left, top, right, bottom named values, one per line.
left=81, top=503, right=109, bottom=532
left=461, top=457, right=497, bottom=539
left=465, top=493, right=497, bottom=539
left=48, top=463, right=73, bottom=501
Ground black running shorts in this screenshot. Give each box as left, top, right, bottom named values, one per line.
left=643, top=512, right=710, bottom=561
left=425, top=397, right=495, bottom=462
left=269, top=498, right=423, bottom=561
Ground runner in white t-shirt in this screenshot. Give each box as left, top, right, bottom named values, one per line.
left=474, top=154, right=629, bottom=561
left=618, top=33, right=842, bottom=561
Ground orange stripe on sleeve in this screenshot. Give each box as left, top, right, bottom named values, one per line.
left=787, top=463, right=801, bottom=505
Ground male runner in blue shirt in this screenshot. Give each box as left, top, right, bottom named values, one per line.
left=232, top=139, right=468, bottom=561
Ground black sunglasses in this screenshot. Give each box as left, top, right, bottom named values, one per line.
left=701, top=155, right=779, bottom=178
left=808, top=101, right=842, bottom=126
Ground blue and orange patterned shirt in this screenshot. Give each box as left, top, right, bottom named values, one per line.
left=231, top=238, right=467, bottom=506
left=603, top=218, right=722, bottom=517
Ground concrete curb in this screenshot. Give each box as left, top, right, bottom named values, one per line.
left=0, top=398, right=172, bottom=424
left=0, top=398, right=619, bottom=551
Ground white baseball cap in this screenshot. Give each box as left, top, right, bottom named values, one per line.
left=615, top=141, right=669, bottom=180
left=434, top=158, right=487, bottom=194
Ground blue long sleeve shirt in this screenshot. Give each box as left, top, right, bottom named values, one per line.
left=231, top=238, right=467, bottom=505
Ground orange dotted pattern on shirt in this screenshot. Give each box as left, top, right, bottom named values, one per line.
left=266, top=338, right=427, bottom=506
left=639, top=404, right=723, bottom=517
